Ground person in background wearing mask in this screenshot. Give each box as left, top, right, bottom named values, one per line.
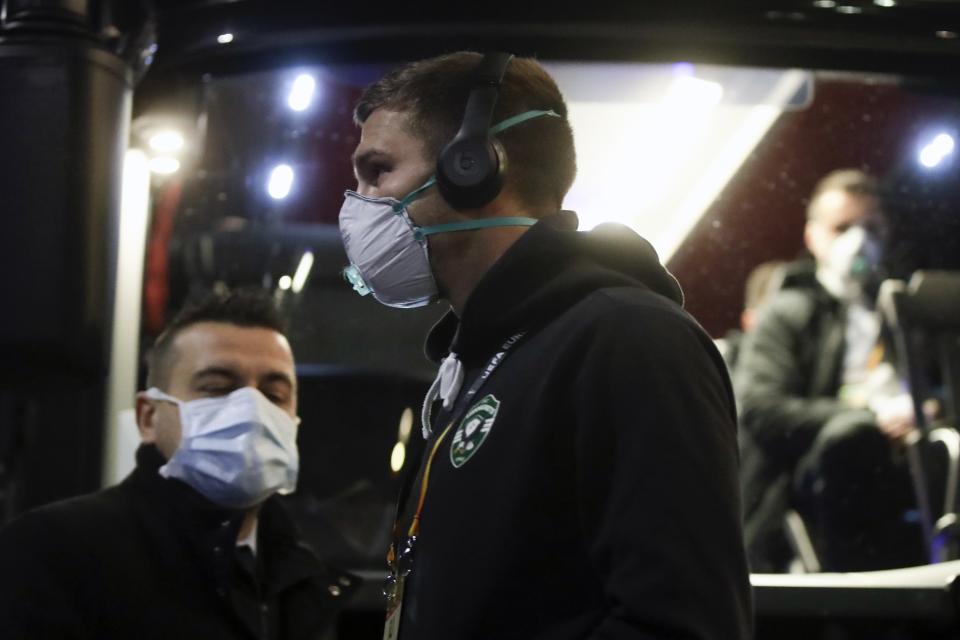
left=340, top=51, right=751, bottom=639
left=737, top=169, right=925, bottom=573
left=0, top=289, right=355, bottom=639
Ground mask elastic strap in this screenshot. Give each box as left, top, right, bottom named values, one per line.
left=488, top=109, right=560, bottom=136
left=393, top=176, right=438, bottom=213
left=144, top=387, right=180, bottom=405
left=392, top=110, right=561, bottom=212
left=414, top=216, right=538, bottom=241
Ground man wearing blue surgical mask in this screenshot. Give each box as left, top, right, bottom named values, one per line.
left=341, top=52, right=751, bottom=640
left=0, top=289, right=355, bottom=639
left=737, top=169, right=926, bottom=573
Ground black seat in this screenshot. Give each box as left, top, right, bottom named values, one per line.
left=879, top=270, right=960, bottom=562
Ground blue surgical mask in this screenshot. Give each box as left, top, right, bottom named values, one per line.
left=145, top=386, right=300, bottom=509
left=339, top=109, right=560, bottom=309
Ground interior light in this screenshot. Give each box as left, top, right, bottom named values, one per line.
left=148, top=156, right=180, bottom=175
left=919, top=146, right=942, bottom=168
left=278, top=275, right=292, bottom=290
left=671, top=62, right=695, bottom=78
left=287, top=74, right=316, bottom=112
left=873, top=0, right=895, bottom=6
left=813, top=0, right=836, bottom=7
left=936, top=30, right=959, bottom=39
left=105, top=149, right=152, bottom=485
left=836, top=5, right=863, bottom=14
left=918, top=132, right=955, bottom=169
left=217, top=33, right=234, bottom=44
left=398, top=407, right=414, bottom=443
left=390, top=441, right=406, bottom=473
left=933, top=133, right=956, bottom=154
left=561, top=64, right=805, bottom=260
left=666, top=76, right=724, bottom=108
left=291, top=251, right=314, bottom=293
left=148, top=130, right=184, bottom=153
left=267, top=164, right=294, bottom=199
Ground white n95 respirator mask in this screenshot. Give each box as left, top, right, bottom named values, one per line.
left=338, top=180, right=539, bottom=309
left=144, top=386, right=300, bottom=509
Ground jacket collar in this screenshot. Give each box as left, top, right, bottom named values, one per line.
left=123, top=445, right=343, bottom=596
left=426, top=210, right=653, bottom=364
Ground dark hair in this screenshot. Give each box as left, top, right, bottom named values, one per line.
left=354, top=51, right=577, bottom=212
left=145, top=288, right=286, bottom=389
left=807, top=169, right=881, bottom=221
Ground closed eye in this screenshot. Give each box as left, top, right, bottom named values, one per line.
left=198, top=386, right=236, bottom=397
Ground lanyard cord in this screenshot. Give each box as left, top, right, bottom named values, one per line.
left=407, top=420, right=456, bottom=539
left=388, top=332, right=525, bottom=567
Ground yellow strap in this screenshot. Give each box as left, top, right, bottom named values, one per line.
left=408, top=421, right=456, bottom=539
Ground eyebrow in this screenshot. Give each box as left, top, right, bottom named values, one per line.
left=352, top=147, right=392, bottom=171
left=260, top=371, right=296, bottom=390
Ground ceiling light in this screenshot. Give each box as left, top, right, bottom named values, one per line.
left=278, top=275, right=292, bottom=290
left=267, top=164, right=294, bottom=199
left=918, top=132, right=955, bottom=169
left=287, top=74, right=317, bottom=112
left=813, top=0, right=836, bottom=7
left=873, top=0, right=895, bottom=6
left=291, top=251, right=314, bottom=293
left=148, top=130, right=184, bottom=153
left=148, top=156, right=180, bottom=175
left=836, top=5, right=863, bottom=14
left=217, top=33, right=234, bottom=44
left=390, top=442, right=406, bottom=473
left=398, top=407, right=414, bottom=442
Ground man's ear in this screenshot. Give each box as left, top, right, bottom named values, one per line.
left=135, top=392, right=158, bottom=443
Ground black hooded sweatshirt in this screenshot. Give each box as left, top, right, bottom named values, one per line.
left=395, top=211, right=752, bottom=639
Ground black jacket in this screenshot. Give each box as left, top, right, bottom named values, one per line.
left=0, top=444, right=356, bottom=640
left=397, top=211, right=752, bottom=639
left=734, top=267, right=848, bottom=570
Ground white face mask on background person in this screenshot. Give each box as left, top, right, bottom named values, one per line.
left=144, top=386, right=300, bottom=509
left=817, top=225, right=884, bottom=300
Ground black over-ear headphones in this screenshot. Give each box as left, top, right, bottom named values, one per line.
left=436, top=52, right=515, bottom=211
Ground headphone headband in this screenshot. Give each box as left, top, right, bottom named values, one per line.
left=453, top=52, right=514, bottom=143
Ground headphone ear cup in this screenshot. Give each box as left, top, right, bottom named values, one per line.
left=436, top=137, right=507, bottom=210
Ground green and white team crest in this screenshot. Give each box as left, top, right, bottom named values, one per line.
left=450, top=394, right=501, bottom=468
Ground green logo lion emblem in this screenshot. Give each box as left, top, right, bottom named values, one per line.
left=450, top=394, right=500, bottom=468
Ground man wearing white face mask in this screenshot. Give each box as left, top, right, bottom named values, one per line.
left=340, top=52, right=751, bottom=640
left=737, top=169, right=926, bottom=573
left=0, top=290, right=356, bottom=639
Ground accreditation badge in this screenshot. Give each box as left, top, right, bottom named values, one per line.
left=383, top=579, right=404, bottom=640
left=383, top=572, right=405, bottom=640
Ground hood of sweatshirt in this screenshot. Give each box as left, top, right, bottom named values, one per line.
left=425, top=210, right=683, bottom=363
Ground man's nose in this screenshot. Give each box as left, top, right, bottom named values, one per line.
left=356, top=182, right=377, bottom=199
